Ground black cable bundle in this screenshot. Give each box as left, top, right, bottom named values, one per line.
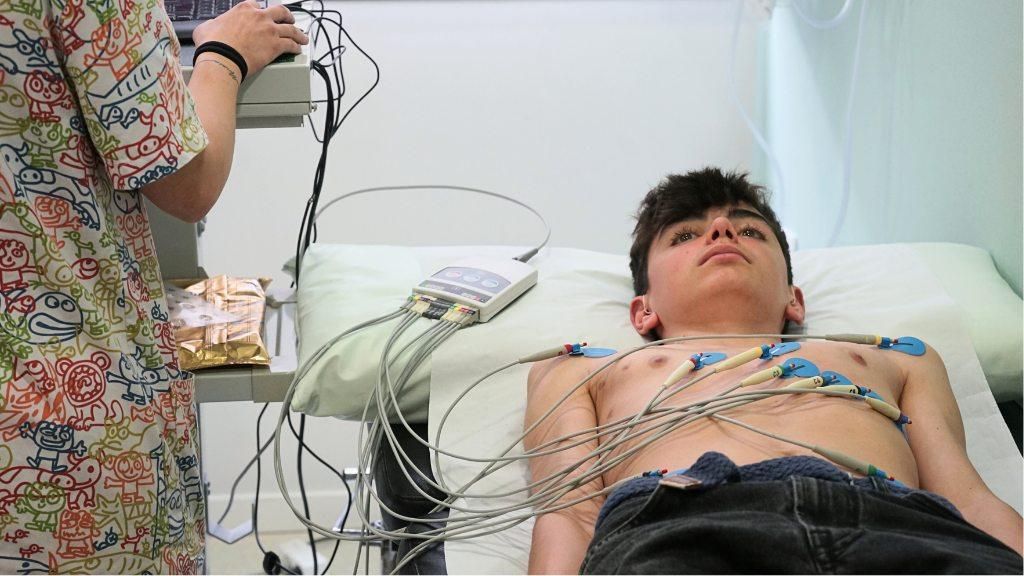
left=210, top=4, right=378, bottom=573
left=236, top=403, right=351, bottom=574
left=286, top=0, right=381, bottom=284
left=285, top=5, right=377, bottom=572
left=286, top=5, right=377, bottom=570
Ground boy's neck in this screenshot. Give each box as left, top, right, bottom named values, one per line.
left=659, top=321, right=786, bottom=350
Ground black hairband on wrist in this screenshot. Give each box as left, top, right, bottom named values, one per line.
left=193, top=41, right=248, bottom=82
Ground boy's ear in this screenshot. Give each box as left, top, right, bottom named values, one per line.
left=784, top=286, right=806, bottom=326
left=630, top=295, right=661, bottom=336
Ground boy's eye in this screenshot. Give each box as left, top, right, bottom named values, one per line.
left=671, top=230, right=696, bottom=244
left=740, top=227, right=766, bottom=240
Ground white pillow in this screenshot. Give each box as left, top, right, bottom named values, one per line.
left=292, top=244, right=641, bottom=420
left=293, top=242, right=1023, bottom=420
left=908, top=243, right=1023, bottom=402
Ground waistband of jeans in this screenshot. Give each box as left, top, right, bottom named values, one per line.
left=596, top=451, right=938, bottom=529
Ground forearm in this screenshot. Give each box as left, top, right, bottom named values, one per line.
left=141, top=54, right=238, bottom=222
left=960, top=496, right=1023, bottom=555
left=529, top=511, right=594, bottom=574
left=187, top=54, right=239, bottom=193
left=524, top=359, right=606, bottom=573
left=526, top=470, right=603, bottom=573
left=902, top=347, right=1023, bottom=556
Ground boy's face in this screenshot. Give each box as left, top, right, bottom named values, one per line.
left=638, top=203, right=801, bottom=335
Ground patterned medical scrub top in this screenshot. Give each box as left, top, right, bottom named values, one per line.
left=0, top=0, right=210, bottom=572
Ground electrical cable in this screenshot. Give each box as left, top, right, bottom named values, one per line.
left=253, top=404, right=270, bottom=555
left=286, top=1, right=381, bottom=283
left=303, top=29, right=381, bottom=266
left=294, top=59, right=335, bottom=283
left=287, top=6, right=336, bottom=280
left=319, top=472, right=350, bottom=575
left=825, top=0, right=869, bottom=247
left=729, top=0, right=787, bottom=218
left=347, top=316, right=433, bottom=573
left=312, top=184, right=552, bottom=264
left=790, top=0, right=856, bottom=29
left=256, top=308, right=403, bottom=576
left=254, top=403, right=297, bottom=575
left=285, top=407, right=358, bottom=572
left=270, top=13, right=551, bottom=554
left=284, top=5, right=382, bottom=569
left=280, top=410, right=351, bottom=574
left=386, top=368, right=898, bottom=573
left=276, top=325, right=910, bottom=576
left=296, top=414, right=318, bottom=575
left=275, top=310, right=412, bottom=542
left=286, top=412, right=352, bottom=491
left=286, top=1, right=349, bottom=145
left=224, top=2, right=380, bottom=569
left=352, top=541, right=363, bottom=575
left=215, top=433, right=273, bottom=526
left=729, top=0, right=866, bottom=246
left=407, top=334, right=897, bottom=553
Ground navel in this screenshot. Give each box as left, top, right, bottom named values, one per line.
left=849, top=350, right=868, bottom=367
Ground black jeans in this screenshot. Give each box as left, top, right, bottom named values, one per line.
left=581, top=477, right=1023, bottom=574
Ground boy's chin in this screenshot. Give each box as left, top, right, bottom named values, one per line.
left=686, top=273, right=764, bottom=298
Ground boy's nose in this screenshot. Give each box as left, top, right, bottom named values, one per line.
left=708, top=216, right=737, bottom=242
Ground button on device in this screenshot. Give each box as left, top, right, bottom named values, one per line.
left=481, top=279, right=499, bottom=289
left=444, top=271, right=462, bottom=279
left=463, top=274, right=481, bottom=283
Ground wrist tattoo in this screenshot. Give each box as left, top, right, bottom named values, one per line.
left=195, top=57, right=241, bottom=85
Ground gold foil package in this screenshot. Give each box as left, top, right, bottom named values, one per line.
left=167, top=276, right=271, bottom=371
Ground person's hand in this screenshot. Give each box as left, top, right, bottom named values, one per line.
left=193, top=0, right=309, bottom=77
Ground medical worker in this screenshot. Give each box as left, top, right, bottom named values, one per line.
left=0, top=0, right=306, bottom=571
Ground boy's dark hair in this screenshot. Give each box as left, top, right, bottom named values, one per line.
left=629, top=167, right=792, bottom=295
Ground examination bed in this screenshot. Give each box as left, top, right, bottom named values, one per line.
left=292, top=242, right=1023, bottom=574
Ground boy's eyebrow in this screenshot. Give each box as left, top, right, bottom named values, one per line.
left=666, top=208, right=770, bottom=228
left=728, top=207, right=770, bottom=224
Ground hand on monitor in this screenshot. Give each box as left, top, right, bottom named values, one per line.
left=194, top=0, right=308, bottom=77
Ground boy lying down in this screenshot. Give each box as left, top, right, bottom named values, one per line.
left=524, top=168, right=1023, bottom=574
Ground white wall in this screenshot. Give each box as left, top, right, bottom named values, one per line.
left=197, top=0, right=764, bottom=532
left=764, top=0, right=1023, bottom=293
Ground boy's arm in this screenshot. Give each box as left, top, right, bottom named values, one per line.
left=900, top=345, right=1023, bottom=555
left=524, top=357, right=607, bottom=574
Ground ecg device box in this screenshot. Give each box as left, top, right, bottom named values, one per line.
left=181, top=52, right=311, bottom=129
left=414, top=257, right=538, bottom=323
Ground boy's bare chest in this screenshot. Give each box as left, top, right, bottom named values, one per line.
left=590, top=341, right=906, bottom=425
left=584, top=340, right=920, bottom=487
